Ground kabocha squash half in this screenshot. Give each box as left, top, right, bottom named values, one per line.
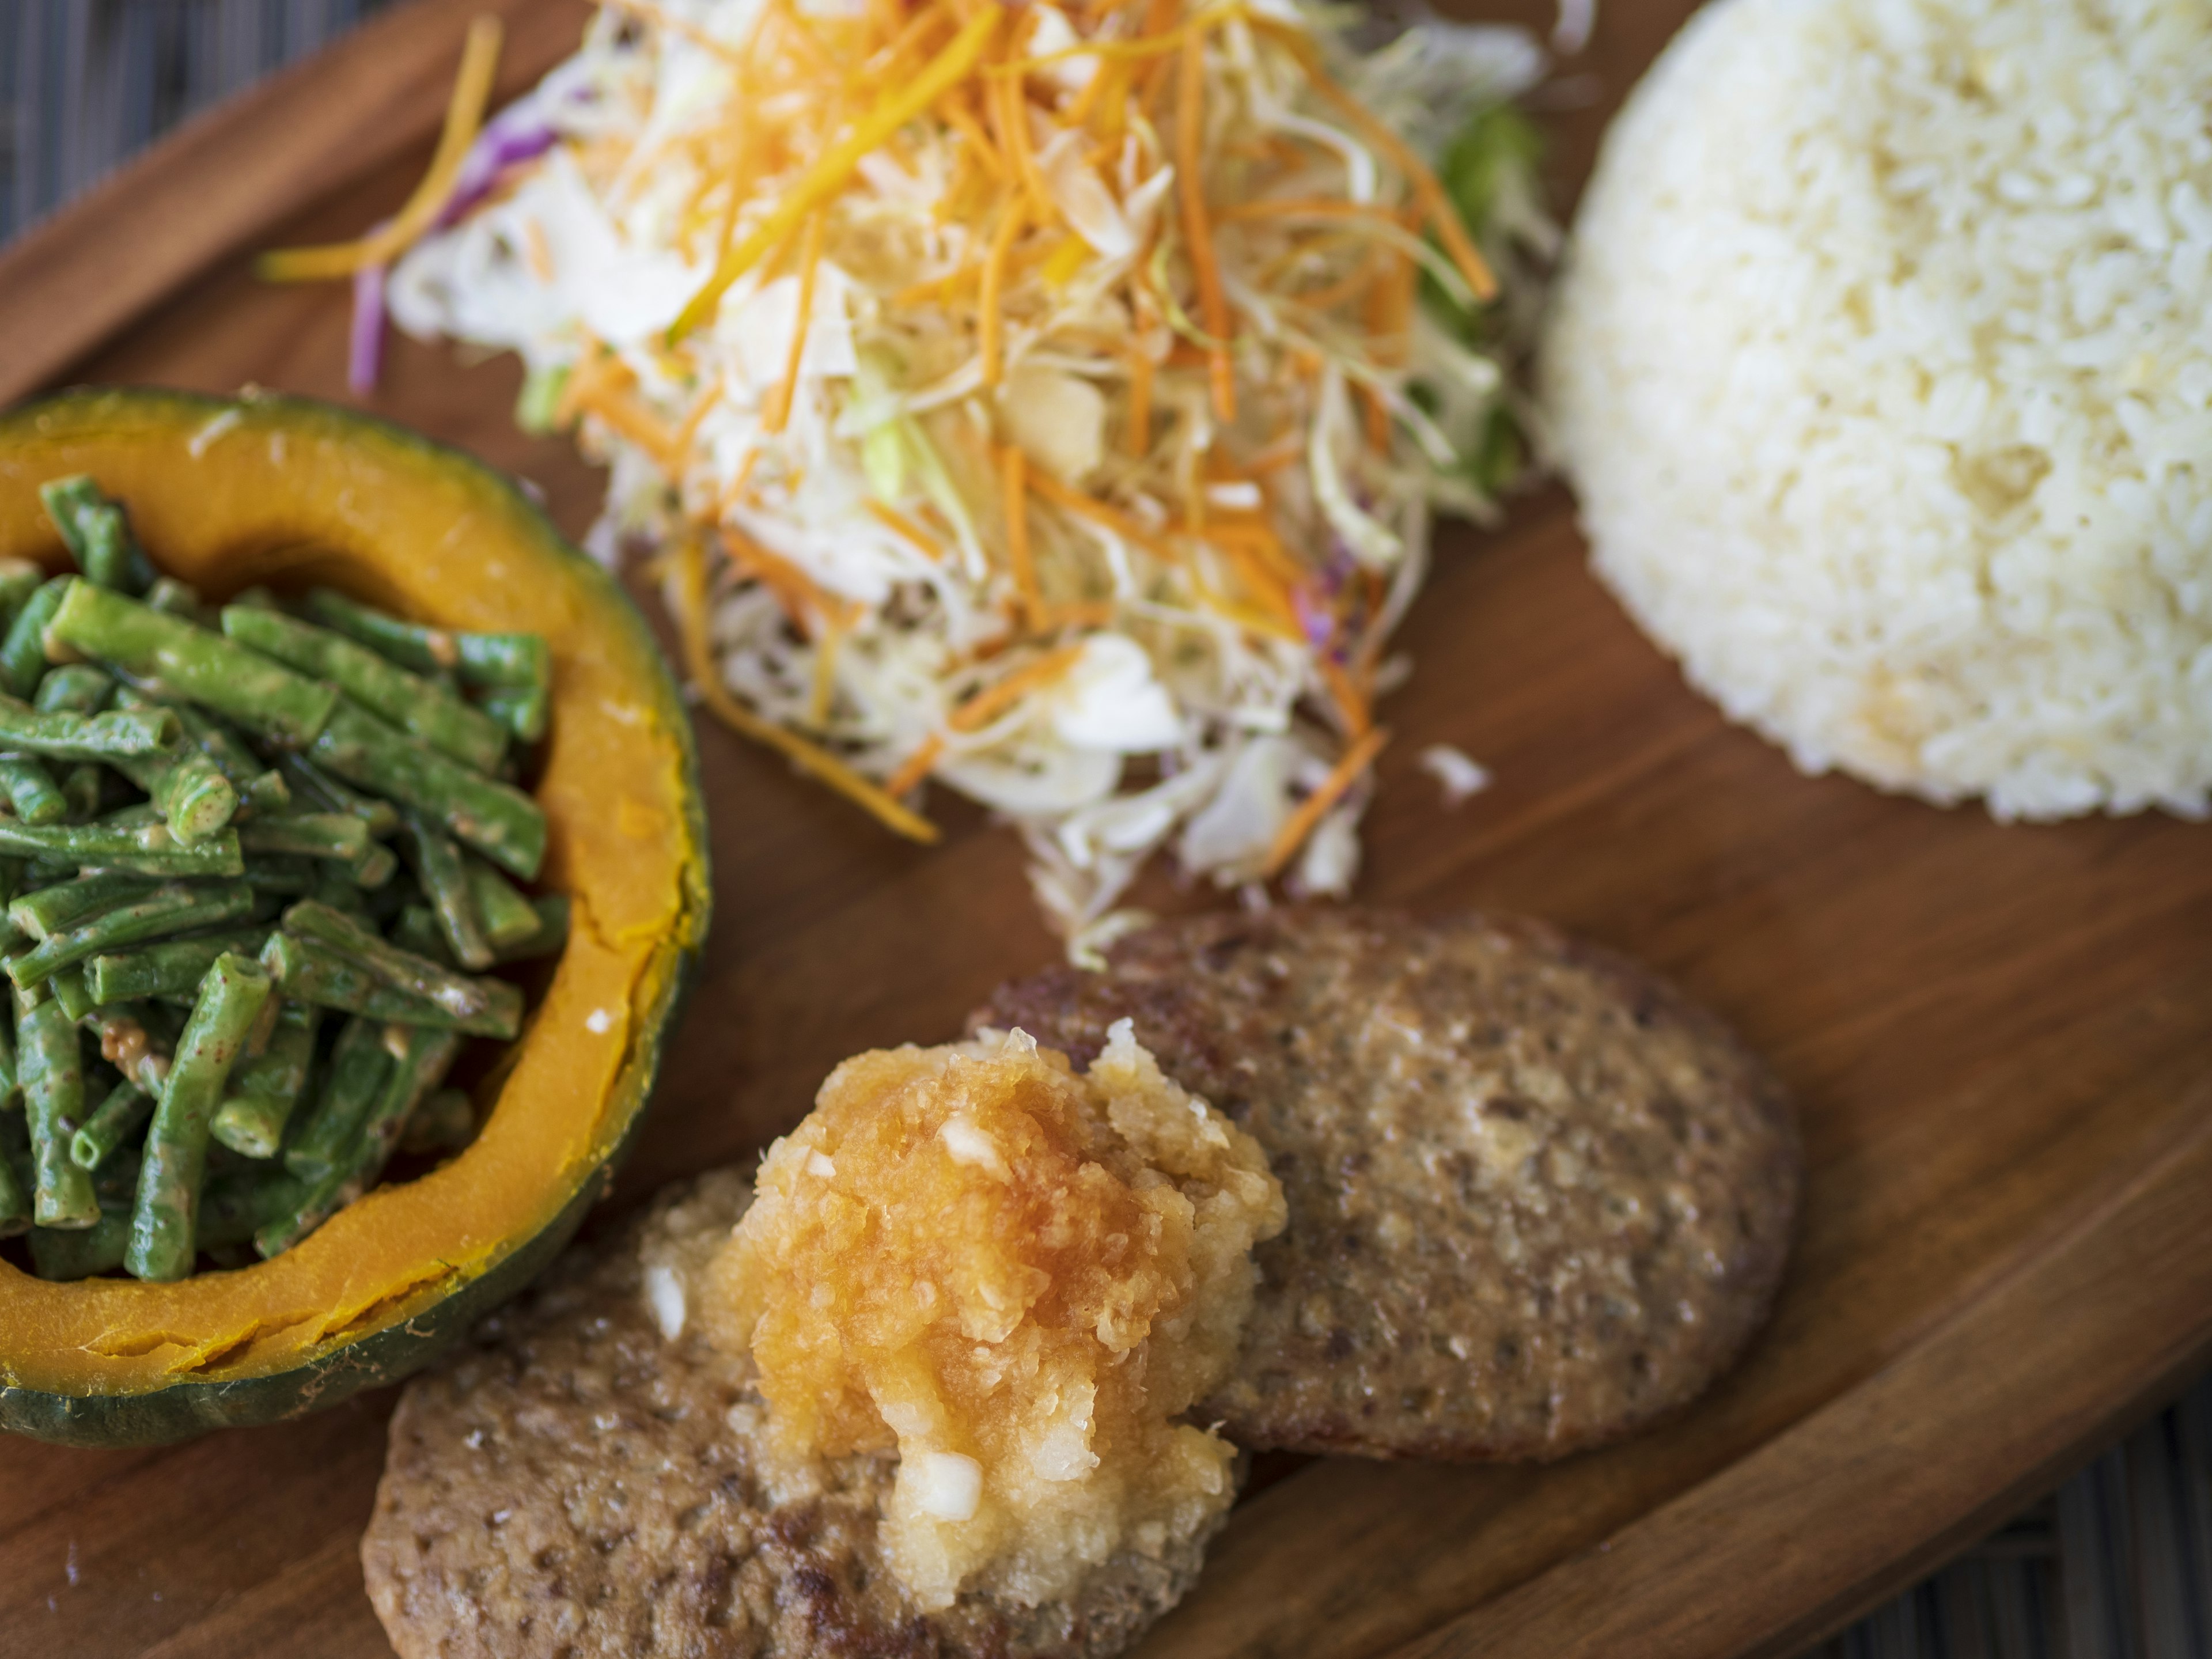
left=0, top=387, right=710, bottom=1446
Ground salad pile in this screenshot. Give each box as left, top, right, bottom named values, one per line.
left=287, top=0, right=1552, bottom=952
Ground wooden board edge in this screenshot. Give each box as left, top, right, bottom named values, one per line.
left=0, top=0, right=589, bottom=408
left=1385, top=1076, right=2212, bottom=1659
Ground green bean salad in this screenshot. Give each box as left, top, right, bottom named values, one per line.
left=0, top=475, right=561, bottom=1282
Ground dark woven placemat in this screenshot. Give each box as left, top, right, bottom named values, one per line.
left=6, top=9, right=2209, bottom=1657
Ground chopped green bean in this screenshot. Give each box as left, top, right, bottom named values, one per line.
left=28, top=1210, right=126, bottom=1278
left=0, top=578, right=73, bottom=700
left=389, top=904, right=453, bottom=966
left=155, top=700, right=290, bottom=815
left=243, top=855, right=317, bottom=899
left=0, top=560, right=44, bottom=620
left=398, top=813, right=493, bottom=969
left=464, top=855, right=541, bottom=952
left=350, top=841, right=399, bottom=890
left=258, top=1024, right=459, bottom=1257
left=85, top=927, right=272, bottom=1006
left=46, top=584, right=338, bottom=747
left=17, top=992, right=95, bottom=1228
left=33, top=663, right=116, bottom=715
left=282, top=900, right=509, bottom=1020
left=7, top=881, right=254, bottom=988
left=0, top=694, right=177, bottom=762
left=259, top=931, right=521, bottom=1039
left=306, top=589, right=550, bottom=692
left=0, top=755, right=66, bottom=824
left=58, top=763, right=105, bottom=822
left=476, top=685, right=548, bottom=745
left=48, top=965, right=93, bottom=1021
left=111, top=743, right=240, bottom=844
left=211, top=1002, right=321, bottom=1158
left=39, top=476, right=155, bottom=594
left=0, top=812, right=243, bottom=877
left=142, top=577, right=204, bottom=620
left=239, top=812, right=370, bottom=863
left=309, top=702, right=545, bottom=879
left=282, top=1015, right=391, bottom=1182
left=9, top=872, right=160, bottom=940
left=70, top=1077, right=153, bottom=1171
left=223, top=607, right=508, bottom=774
left=126, top=951, right=272, bottom=1280
left=270, top=751, right=400, bottom=837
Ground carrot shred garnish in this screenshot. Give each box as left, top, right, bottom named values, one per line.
left=978, top=191, right=1028, bottom=386
left=672, top=3, right=1002, bottom=339
left=1262, top=725, right=1388, bottom=877
left=884, top=733, right=948, bottom=796
left=260, top=15, right=502, bottom=280
left=1317, top=656, right=1372, bottom=737
left=866, top=499, right=952, bottom=562
left=949, top=644, right=1088, bottom=730
left=1254, top=18, right=1497, bottom=302
left=675, top=535, right=938, bottom=843
left=937, top=91, right=1007, bottom=181
left=999, top=445, right=1041, bottom=617
left=1125, top=341, right=1155, bottom=457
left=671, top=369, right=726, bottom=462
left=721, top=525, right=851, bottom=635
left=764, top=209, right=827, bottom=434
left=1217, top=197, right=1409, bottom=225
left=991, top=69, right=1054, bottom=221
left=1176, top=26, right=1236, bottom=423
left=1024, top=466, right=1180, bottom=565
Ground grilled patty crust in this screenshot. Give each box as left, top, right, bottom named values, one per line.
left=362, top=1169, right=1223, bottom=1659
left=972, top=908, right=1800, bottom=1462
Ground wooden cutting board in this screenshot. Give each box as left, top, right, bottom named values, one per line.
left=1, top=2, right=2208, bottom=1656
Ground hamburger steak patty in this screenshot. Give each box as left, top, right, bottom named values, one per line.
left=362, top=1169, right=1223, bottom=1659
left=972, top=908, right=1800, bottom=1462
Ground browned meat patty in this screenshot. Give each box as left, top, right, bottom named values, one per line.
left=972, top=907, right=1800, bottom=1463
left=362, top=1169, right=1223, bottom=1659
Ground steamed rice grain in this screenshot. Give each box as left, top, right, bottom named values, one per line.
left=1539, top=0, right=2212, bottom=819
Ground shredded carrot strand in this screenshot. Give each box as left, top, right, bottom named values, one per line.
left=866, top=499, right=951, bottom=562
left=937, top=92, right=1007, bottom=180
left=884, top=733, right=947, bottom=796
left=1024, top=466, right=1180, bottom=564
left=674, top=535, right=938, bottom=842
left=1217, top=196, right=1409, bottom=225
left=671, top=369, right=725, bottom=463
left=722, top=525, right=848, bottom=635
left=950, top=644, right=1088, bottom=730
left=992, top=70, right=1054, bottom=220
left=1255, top=18, right=1497, bottom=302
left=766, top=0, right=839, bottom=77
left=673, top=4, right=1002, bottom=338
left=260, top=16, right=502, bottom=280
left=1176, top=26, right=1236, bottom=422
left=1262, top=725, right=1389, bottom=877
left=1125, top=342, right=1155, bottom=458
left=764, top=209, right=827, bottom=434
left=978, top=191, right=1027, bottom=385
left=1317, top=656, right=1372, bottom=737
left=1000, top=445, right=1040, bottom=617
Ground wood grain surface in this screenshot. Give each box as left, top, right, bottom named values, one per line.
left=1, top=1, right=2209, bottom=1656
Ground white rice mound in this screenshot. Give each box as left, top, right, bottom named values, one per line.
left=1539, top=0, right=2212, bottom=820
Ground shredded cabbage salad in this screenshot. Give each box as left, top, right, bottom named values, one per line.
left=365, top=0, right=1551, bottom=956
